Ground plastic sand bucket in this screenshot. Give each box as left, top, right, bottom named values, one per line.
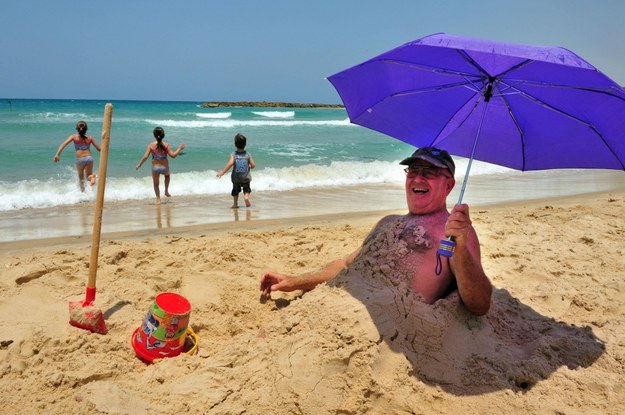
left=131, top=292, right=192, bottom=363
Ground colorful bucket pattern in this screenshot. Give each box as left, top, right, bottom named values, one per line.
left=132, top=292, right=192, bottom=363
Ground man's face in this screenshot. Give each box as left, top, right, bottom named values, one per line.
left=404, top=161, right=455, bottom=214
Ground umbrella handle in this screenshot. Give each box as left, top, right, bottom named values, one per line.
left=435, top=237, right=455, bottom=275
left=438, top=237, right=455, bottom=256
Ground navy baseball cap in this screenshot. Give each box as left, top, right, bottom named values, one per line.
left=400, top=147, right=455, bottom=176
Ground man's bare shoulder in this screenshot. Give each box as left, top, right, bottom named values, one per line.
left=375, top=214, right=405, bottom=226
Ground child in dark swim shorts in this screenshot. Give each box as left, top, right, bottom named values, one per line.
left=217, top=133, right=256, bottom=208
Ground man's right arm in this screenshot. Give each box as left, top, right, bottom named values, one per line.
left=260, top=247, right=361, bottom=297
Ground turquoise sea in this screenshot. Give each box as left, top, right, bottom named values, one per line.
left=0, top=99, right=426, bottom=210
left=2, top=98, right=625, bottom=242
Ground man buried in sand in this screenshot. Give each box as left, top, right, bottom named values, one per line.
left=260, top=147, right=492, bottom=316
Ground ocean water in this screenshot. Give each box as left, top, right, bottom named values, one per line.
left=1, top=99, right=390, bottom=209
left=0, top=98, right=511, bottom=212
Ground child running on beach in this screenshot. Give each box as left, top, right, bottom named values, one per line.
left=217, top=133, right=256, bottom=208
left=53, top=121, right=101, bottom=192
left=136, top=127, right=186, bottom=205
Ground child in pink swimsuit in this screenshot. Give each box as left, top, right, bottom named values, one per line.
left=136, top=127, right=186, bottom=205
left=53, top=121, right=101, bottom=192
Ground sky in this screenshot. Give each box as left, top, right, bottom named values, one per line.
left=2, top=0, right=624, bottom=103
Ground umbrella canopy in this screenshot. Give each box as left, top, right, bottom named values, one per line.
left=328, top=33, right=625, bottom=174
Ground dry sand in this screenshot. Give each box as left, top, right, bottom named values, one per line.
left=1, top=191, right=624, bottom=414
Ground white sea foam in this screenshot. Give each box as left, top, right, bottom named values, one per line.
left=0, top=158, right=511, bottom=211
left=195, top=112, right=232, bottom=119
left=265, top=143, right=319, bottom=158
left=252, top=111, right=295, bottom=118
left=144, top=118, right=352, bottom=128
left=19, top=112, right=89, bottom=123
left=0, top=177, right=94, bottom=210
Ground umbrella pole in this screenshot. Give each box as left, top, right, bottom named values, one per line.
left=436, top=99, right=489, bottom=273
left=456, top=98, right=489, bottom=205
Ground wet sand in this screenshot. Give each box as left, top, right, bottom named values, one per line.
left=2, top=168, right=625, bottom=245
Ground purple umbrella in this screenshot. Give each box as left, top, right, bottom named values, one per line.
left=328, top=33, right=625, bottom=258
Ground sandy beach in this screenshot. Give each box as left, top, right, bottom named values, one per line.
left=1, top=187, right=625, bottom=414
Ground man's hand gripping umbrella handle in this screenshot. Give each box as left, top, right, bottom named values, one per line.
left=436, top=168, right=470, bottom=272
left=436, top=155, right=472, bottom=271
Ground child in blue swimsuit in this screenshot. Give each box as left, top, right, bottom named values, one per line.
left=136, top=127, right=186, bottom=205
left=53, top=121, right=101, bottom=192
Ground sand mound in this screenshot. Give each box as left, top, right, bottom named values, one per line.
left=1, top=194, right=624, bottom=414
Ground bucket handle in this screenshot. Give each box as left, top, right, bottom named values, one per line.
left=152, top=327, right=199, bottom=363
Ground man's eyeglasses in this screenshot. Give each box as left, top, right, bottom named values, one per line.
left=404, top=166, right=451, bottom=179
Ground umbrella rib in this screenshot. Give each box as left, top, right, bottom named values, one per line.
left=497, top=89, right=527, bottom=170
left=380, top=58, right=481, bottom=80
left=429, top=94, right=484, bottom=147
left=344, top=59, right=486, bottom=122
left=455, top=49, right=490, bottom=79
left=495, top=59, right=534, bottom=78
left=382, top=58, right=504, bottom=98
left=501, top=80, right=625, bottom=102
left=390, top=80, right=478, bottom=98
left=503, top=81, right=625, bottom=170
left=346, top=80, right=477, bottom=124
left=454, top=50, right=534, bottom=83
